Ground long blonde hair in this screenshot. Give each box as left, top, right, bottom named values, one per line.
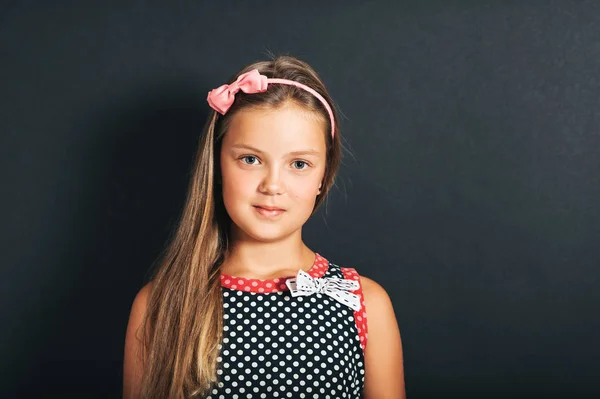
left=138, top=55, right=342, bottom=398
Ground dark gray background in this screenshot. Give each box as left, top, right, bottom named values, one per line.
left=2, top=1, right=598, bottom=398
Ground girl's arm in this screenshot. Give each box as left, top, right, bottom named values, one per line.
left=123, top=282, right=152, bottom=399
left=361, top=276, right=406, bottom=399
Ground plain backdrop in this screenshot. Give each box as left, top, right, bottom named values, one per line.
left=1, top=1, right=599, bottom=398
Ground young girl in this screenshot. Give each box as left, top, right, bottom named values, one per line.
left=123, top=55, right=405, bottom=399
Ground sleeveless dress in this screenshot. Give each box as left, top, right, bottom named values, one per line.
left=206, top=253, right=368, bottom=399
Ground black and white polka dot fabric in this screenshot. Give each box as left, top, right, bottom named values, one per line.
left=209, top=253, right=367, bottom=399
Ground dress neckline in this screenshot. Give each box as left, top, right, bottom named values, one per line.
left=220, top=253, right=329, bottom=293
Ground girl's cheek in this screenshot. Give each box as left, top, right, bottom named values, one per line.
left=289, top=176, right=321, bottom=199
left=223, top=163, right=247, bottom=186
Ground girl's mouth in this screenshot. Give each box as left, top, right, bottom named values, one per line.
left=253, top=205, right=285, bottom=218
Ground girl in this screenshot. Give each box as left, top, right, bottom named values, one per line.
left=123, top=55, right=405, bottom=399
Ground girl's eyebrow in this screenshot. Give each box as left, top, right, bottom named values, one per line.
left=230, top=144, right=264, bottom=154
left=230, top=144, right=321, bottom=157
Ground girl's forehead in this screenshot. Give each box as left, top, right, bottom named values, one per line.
left=223, top=105, right=327, bottom=152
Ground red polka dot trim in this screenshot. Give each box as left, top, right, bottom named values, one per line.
left=341, top=267, right=368, bottom=354
left=220, top=253, right=329, bottom=293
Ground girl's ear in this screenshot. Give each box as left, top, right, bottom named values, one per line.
left=317, top=182, right=322, bottom=195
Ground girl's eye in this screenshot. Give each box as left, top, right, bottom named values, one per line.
left=241, top=156, right=259, bottom=165
left=292, top=160, right=308, bottom=170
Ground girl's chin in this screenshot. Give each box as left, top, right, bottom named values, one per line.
left=231, top=224, right=297, bottom=243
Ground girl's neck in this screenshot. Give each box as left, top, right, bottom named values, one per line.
left=220, top=237, right=316, bottom=280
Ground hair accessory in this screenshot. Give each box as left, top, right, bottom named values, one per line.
left=207, top=69, right=335, bottom=138
left=285, top=269, right=361, bottom=311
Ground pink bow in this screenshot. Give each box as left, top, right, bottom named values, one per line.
left=206, top=69, right=268, bottom=115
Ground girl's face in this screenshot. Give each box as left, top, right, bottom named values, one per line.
left=220, top=103, right=327, bottom=243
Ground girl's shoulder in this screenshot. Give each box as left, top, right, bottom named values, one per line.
left=356, top=274, right=388, bottom=301
left=329, top=258, right=393, bottom=318
left=333, top=260, right=396, bottom=330
left=123, top=281, right=153, bottom=398
left=328, top=258, right=389, bottom=302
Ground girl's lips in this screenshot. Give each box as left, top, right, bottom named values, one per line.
left=253, top=205, right=285, bottom=218
left=254, top=205, right=284, bottom=211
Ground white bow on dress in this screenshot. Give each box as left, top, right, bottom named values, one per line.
left=286, top=270, right=362, bottom=311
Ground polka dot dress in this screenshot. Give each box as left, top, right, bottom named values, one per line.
left=208, top=253, right=368, bottom=399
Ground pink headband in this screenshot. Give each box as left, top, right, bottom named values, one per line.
left=206, top=69, right=335, bottom=138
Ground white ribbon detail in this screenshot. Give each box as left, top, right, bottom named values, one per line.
left=285, top=270, right=362, bottom=311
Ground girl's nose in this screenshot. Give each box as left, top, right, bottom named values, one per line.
left=258, top=168, right=285, bottom=195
